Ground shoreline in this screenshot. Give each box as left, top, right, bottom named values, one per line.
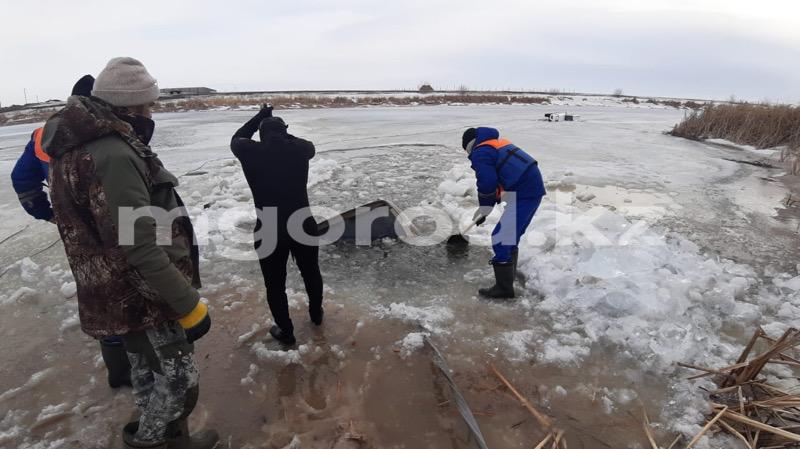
left=1, top=92, right=707, bottom=127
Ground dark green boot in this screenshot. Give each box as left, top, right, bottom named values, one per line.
left=100, top=340, right=132, bottom=389
left=167, top=419, right=219, bottom=449
left=123, top=422, right=167, bottom=449
left=478, top=262, right=516, bottom=299
left=511, top=249, right=519, bottom=280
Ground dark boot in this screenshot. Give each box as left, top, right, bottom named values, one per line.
left=122, top=422, right=167, bottom=449
left=100, top=340, right=132, bottom=389
left=309, top=305, right=324, bottom=326
left=478, top=262, right=515, bottom=299
left=269, top=325, right=296, bottom=346
left=511, top=249, right=519, bottom=280
left=166, top=419, right=219, bottom=449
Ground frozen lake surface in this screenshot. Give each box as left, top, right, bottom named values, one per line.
left=1, top=104, right=799, bottom=448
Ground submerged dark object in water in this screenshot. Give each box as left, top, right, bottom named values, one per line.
left=316, top=199, right=417, bottom=245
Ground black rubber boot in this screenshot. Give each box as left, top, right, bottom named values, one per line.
left=478, top=262, right=516, bottom=299
left=100, top=340, right=132, bottom=389
left=511, top=249, right=519, bottom=280
left=269, top=325, right=296, bottom=346
left=166, top=419, right=219, bottom=449
left=122, top=422, right=167, bottom=449
left=309, top=305, right=324, bottom=326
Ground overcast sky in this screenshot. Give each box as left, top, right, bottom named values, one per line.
left=1, top=0, right=798, bottom=106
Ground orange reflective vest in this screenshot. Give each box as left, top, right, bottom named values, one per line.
left=32, top=128, right=50, bottom=163
left=474, top=138, right=512, bottom=150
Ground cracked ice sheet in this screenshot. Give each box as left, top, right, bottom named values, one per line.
left=1, top=105, right=799, bottom=448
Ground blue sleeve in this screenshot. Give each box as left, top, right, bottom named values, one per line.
left=11, top=139, right=53, bottom=221
left=11, top=139, right=47, bottom=193
left=470, top=147, right=499, bottom=207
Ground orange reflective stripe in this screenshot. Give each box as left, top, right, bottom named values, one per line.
left=495, top=186, right=505, bottom=200
left=477, top=138, right=515, bottom=196
left=33, top=128, right=50, bottom=163
left=476, top=138, right=512, bottom=149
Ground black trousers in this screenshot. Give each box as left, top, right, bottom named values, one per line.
left=256, top=233, right=323, bottom=333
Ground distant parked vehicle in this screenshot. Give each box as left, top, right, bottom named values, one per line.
left=544, top=112, right=580, bottom=122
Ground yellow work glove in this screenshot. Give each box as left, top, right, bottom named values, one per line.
left=178, top=301, right=211, bottom=344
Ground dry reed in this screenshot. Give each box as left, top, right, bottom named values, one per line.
left=671, top=103, right=800, bottom=173
left=679, top=328, right=800, bottom=448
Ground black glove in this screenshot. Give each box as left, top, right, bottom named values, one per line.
left=259, top=104, right=273, bottom=118
left=18, top=189, right=54, bottom=222
left=178, top=301, right=211, bottom=344
left=185, top=315, right=210, bottom=344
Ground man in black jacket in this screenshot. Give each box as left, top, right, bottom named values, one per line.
left=230, top=106, right=324, bottom=345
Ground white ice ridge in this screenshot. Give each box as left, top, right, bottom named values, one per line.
left=0, top=369, right=54, bottom=404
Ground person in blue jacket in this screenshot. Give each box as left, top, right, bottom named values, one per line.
left=11, top=75, right=95, bottom=221
left=9, top=75, right=132, bottom=388
left=462, top=127, right=546, bottom=298
left=11, top=127, right=54, bottom=221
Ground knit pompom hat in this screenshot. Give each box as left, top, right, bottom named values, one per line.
left=92, top=57, right=159, bottom=107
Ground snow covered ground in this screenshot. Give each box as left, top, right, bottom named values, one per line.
left=1, top=104, right=799, bottom=448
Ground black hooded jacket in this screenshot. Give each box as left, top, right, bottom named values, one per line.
left=230, top=112, right=316, bottom=218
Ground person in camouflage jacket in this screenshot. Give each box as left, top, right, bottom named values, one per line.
left=42, top=57, right=218, bottom=449
left=43, top=94, right=201, bottom=337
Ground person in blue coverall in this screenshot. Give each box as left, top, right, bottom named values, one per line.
left=11, top=127, right=54, bottom=221
left=9, top=75, right=132, bottom=388
left=11, top=75, right=95, bottom=220
left=462, top=127, right=546, bottom=298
